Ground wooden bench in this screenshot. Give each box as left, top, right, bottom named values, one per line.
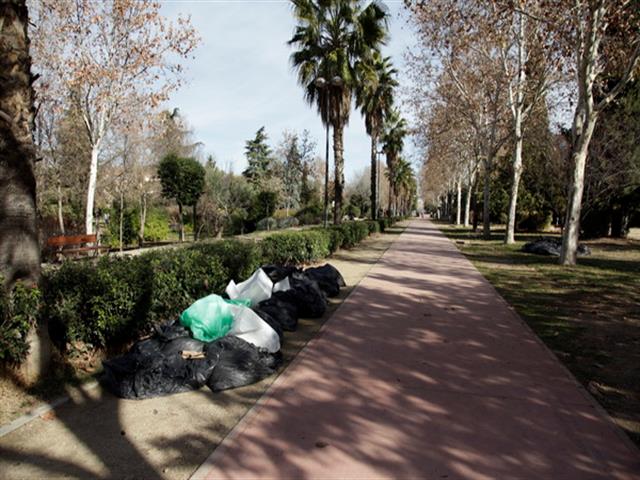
left=46, top=234, right=110, bottom=261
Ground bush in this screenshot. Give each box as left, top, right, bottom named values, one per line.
left=9, top=218, right=382, bottom=364
left=277, top=216, right=299, bottom=229
left=42, top=241, right=259, bottom=351
left=366, top=220, right=381, bottom=235
left=256, top=217, right=278, bottom=231
left=295, top=204, right=322, bottom=226
left=142, top=208, right=171, bottom=242
left=0, top=281, right=41, bottom=365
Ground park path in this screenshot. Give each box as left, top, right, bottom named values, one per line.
left=192, top=219, right=640, bottom=480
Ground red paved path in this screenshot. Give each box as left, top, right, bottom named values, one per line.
left=192, top=220, right=640, bottom=480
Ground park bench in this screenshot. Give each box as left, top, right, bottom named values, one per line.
left=46, top=234, right=110, bottom=261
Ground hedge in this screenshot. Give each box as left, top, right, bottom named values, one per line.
left=1, top=218, right=403, bottom=364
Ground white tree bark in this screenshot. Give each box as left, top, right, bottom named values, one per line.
left=505, top=10, right=527, bottom=244
left=455, top=179, right=462, bottom=225
left=85, top=143, right=100, bottom=234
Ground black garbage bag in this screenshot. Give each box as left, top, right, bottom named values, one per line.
left=101, top=345, right=216, bottom=400
left=205, top=336, right=281, bottom=392
left=261, top=264, right=300, bottom=283
left=522, top=238, right=561, bottom=256
left=154, top=320, right=191, bottom=342
left=303, top=264, right=345, bottom=297
left=254, top=296, right=298, bottom=332
left=522, top=237, right=591, bottom=257
left=251, top=307, right=284, bottom=340
left=160, top=336, right=207, bottom=356
left=273, top=276, right=327, bottom=318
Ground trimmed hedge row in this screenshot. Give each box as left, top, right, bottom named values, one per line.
left=1, top=218, right=404, bottom=364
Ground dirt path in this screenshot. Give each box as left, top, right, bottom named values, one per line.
left=192, top=219, right=640, bottom=480
left=0, top=227, right=405, bottom=480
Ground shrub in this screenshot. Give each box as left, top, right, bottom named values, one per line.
left=0, top=281, right=41, bottom=365
left=42, top=241, right=253, bottom=351
left=261, top=232, right=309, bottom=265
left=277, top=216, right=299, bottom=229
left=295, top=204, right=322, bottom=225
left=256, top=217, right=278, bottom=231
left=366, top=220, right=381, bottom=235
left=142, top=208, right=171, bottom=242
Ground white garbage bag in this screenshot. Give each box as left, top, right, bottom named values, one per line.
left=225, top=268, right=273, bottom=306
left=227, top=304, right=281, bottom=353
left=273, top=276, right=290, bottom=293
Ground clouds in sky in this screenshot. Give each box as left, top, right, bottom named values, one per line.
left=160, top=0, right=416, bottom=181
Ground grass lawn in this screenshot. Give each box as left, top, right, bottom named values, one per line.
left=437, top=222, right=640, bottom=446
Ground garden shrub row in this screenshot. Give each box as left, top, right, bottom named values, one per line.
left=0, top=218, right=404, bottom=365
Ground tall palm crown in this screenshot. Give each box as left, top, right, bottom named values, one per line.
left=356, top=52, right=397, bottom=219
left=381, top=108, right=408, bottom=215
left=289, top=0, right=388, bottom=223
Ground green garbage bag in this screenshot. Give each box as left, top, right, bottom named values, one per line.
left=180, top=295, right=250, bottom=342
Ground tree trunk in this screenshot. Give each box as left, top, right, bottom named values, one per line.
left=505, top=10, right=527, bottom=245
left=0, top=0, right=40, bottom=287
left=192, top=203, right=198, bottom=241
left=138, top=192, right=146, bottom=247
left=370, top=132, right=377, bottom=220
left=0, top=1, right=50, bottom=381
left=333, top=122, right=345, bottom=225
left=178, top=202, right=184, bottom=242
left=57, top=181, right=65, bottom=234
left=455, top=180, right=462, bottom=225
left=560, top=114, right=597, bottom=265
left=505, top=125, right=524, bottom=244
left=85, top=143, right=100, bottom=234
left=482, top=157, right=492, bottom=239
left=118, top=190, right=124, bottom=253
left=464, top=173, right=474, bottom=227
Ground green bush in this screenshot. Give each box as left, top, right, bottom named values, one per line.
left=295, top=204, right=322, bottom=225
left=8, top=218, right=382, bottom=364
left=332, top=221, right=369, bottom=248
left=366, top=220, right=381, bottom=235
left=261, top=232, right=310, bottom=265
left=256, top=217, right=278, bottom=231
left=42, top=242, right=254, bottom=350
left=142, top=208, right=171, bottom=242
left=0, top=281, right=41, bottom=365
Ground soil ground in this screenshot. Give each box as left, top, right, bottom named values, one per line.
left=438, top=222, right=640, bottom=447
left=0, top=225, right=405, bottom=480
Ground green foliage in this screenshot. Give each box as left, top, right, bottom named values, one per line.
left=256, top=217, right=278, bottom=231
left=0, top=281, right=41, bottom=365
left=242, top=127, right=273, bottom=188
left=158, top=153, right=206, bottom=207
left=42, top=238, right=263, bottom=352
left=141, top=208, right=171, bottom=242
left=296, top=203, right=323, bottom=225
left=251, top=190, right=279, bottom=221
left=7, top=217, right=399, bottom=364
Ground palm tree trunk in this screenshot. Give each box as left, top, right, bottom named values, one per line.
left=333, top=122, right=345, bottom=224
left=0, top=0, right=50, bottom=381
left=370, top=132, right=377, bottom=220
left=0, top=0, right=40, bottom=287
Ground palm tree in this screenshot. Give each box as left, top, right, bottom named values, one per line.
left=392, top=158, right=416, bottom=216
left=289, top=0, right=388, bottom=224
left=0, top=0, right=40, bottom=287
left=381, top=108, right=407, bottom=216
left=356, top=52, right=397, bottom=220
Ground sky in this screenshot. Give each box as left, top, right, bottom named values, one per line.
left=160, top=0, right=417, bottom=182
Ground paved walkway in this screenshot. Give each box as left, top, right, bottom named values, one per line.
left=193, top=219, right=640, bottom=480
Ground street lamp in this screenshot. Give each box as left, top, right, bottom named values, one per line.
left=315, top=75, right=342, bottom=228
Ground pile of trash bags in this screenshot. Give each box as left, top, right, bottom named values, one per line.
left=101, top=263, right=345, bottom=399
left=522, top=237, right=591, bottom=257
